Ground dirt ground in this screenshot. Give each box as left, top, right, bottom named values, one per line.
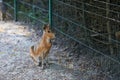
left=0, top=21, right=82, bottom=80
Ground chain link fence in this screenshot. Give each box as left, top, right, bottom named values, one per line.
left=2, top=0, right=120, bottom=79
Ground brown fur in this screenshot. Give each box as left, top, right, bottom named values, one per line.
left=30, top=24, right=55, bottom=69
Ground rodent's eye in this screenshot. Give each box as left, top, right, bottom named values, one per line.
left=48, top=30, right=50, bottom=33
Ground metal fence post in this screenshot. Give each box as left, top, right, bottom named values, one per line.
left=49, top=0, right=52, bottom=27
left=14, top=0, right=17, bottom=21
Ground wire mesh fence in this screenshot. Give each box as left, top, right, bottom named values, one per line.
left=2, top=0, right=120, bottom=79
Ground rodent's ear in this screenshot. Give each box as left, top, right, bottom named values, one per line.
left=47, top=24, right=50, bottom=27
left=43, top=24, right=49, bottom=30
left=43, top=24, right=47, bottom=30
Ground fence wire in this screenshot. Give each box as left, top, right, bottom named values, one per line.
left=2, top=0, right=120, bottom=79
left=52, top=0, right=120, bottom=79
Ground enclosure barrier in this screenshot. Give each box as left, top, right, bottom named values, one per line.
left=2, top=0, right=120, bottom=79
